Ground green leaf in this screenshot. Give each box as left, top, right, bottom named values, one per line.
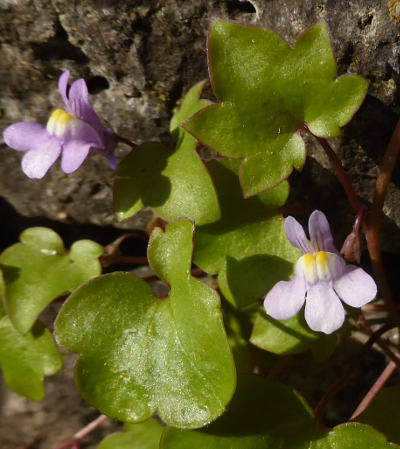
left=162, top=377, right=397, bottom=449
left=0, top=227, right=103, bottom=334
left=97, top=419, right=164, bottom=449
left=251, top=312, right=318, bottom=354
left=161, top=375, right=315, bottom=449
left=186, top=20, right=368, bottom=196
left=0, top=269, right=62, bottom=401
left=250, top=311, right=337, bottom=359
left=310, top=423, right=398, bottom=449
left=193, top=160, right=299, bottom=308
left=357, top=387, right=400, bottom=444
left=55, top=220, right=236, bottom=429
left=114, top=81, right=220, bottom=225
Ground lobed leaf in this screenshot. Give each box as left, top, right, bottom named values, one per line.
left=193, top=159, right=299, bottom=308
left=55, top=220, right=236, bottom=429
left=0, top=271, right=62, bottom=400
left=0, top=227, right=103, bottom=334
left=186, top=20, right=368, bottom=196
left=97, top=419, right=163, bottom=449
left=114, top=81, right=220, bottom=225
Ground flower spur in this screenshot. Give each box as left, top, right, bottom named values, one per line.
left=3, top=70, right=116, bottom=179
left=264, top=210, right=377, bottom=334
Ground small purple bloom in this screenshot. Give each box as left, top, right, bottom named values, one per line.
left=264, top=210, right=377, bottom=334
left=3, top=70, right=116, bottom=179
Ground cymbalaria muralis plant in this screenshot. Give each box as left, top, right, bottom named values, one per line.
left=2, top=19, right=400, bottom=449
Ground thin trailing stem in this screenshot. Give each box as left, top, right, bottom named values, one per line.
left=52, top=415, right=108, bottom=449
left=350, top=360, right=397, bottom=420
left=104, top=232, right=148, bottom=256
left=364, top=117, right=400, bottom=328
left=358, top=313, right=400, bottom=374
left=314, top=323, right=394, bottom=426
left=305, top=126, right=361, bottom=214
left=115, top=134, right=138, bottom=149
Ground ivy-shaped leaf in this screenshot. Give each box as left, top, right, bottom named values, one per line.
left=97, top=419, right=164, bottom=449
left=0, top=227, right=104, bottom=334
left=250, top=311, right=337, bottom=360
left=114, top=81, right=220, bottom=225
left=185, top=20, right=368, bottom=196
left=161, top=375, right=315, bottom=449
left=357, top=387, right=400, bottom=445
left=55, top=220, right=236, bottom=429
left=193, top=159, right=299, bottom=308
left=0, top=270, right=62, bottom=400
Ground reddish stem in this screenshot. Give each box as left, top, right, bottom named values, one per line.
left=358, top=313, right=400, bottom=373
left=305, top=127, right=361, bottom=214
left=52, top=415, right=108, bottom=449
left=314, top=323, right=394, bottom=426
left=364, top=117, right=400, bottom=328
left=350, top=360, right=397, bottom=420
left=115, top=134, right=138, bottom=148
left=104, top=232, right=148, bottom=256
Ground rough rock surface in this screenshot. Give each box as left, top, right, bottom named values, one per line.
left=1, top=0, right=400, bottom=447
left=1, top=0, right=400, bottom=234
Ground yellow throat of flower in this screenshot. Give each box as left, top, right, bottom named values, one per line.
left=302, top=251, right=330, bottom=284
left=46, top=109, right=74, bottom=137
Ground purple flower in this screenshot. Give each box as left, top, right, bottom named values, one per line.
left=3, top=70, right=116, bottom=179
left=264, top=210, right=377, bottom=334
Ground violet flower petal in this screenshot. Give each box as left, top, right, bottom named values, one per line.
left=284, top=216, right=313, bottom=254
left=21, top=137, right=62, bottom=179
left=65, top=120, right=103, bottom=148
left=333, top=265, right=377, bottom=308
left=58, top=70, right=70, bottom=105
left=308, top=210, right=338, bottom=254
left=305, top=284, right=345, bottom=334
left=68, top=79, right=103, bottom=133
left=264, top=275, right=306, bottom=320
left=3, top=123, right=48, bottom=152
left=61, top=141, right=92, bottom=173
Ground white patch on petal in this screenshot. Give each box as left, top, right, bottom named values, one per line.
left=305, top=284, right=345, bottom=334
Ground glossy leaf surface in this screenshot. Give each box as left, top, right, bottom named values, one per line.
left=193, top=160, right=299, bottom=308
left=186, top=21, right=368, bottom=196
left=114, top=81, right=220, bottom=225
left=357, top=387, right=400, bottom=445
left=97, top=419, right=163, bottom=449
left=56, top=220, right=235, bottom=428
left=310, top=423, right=398, bottom=448
left=0, top=227, right=103, bottom=334
left=162, top=376, right=397, bottom=449
left=161, top=375, right=314, bottom=449
left=0, top=271, right=62, bottom=401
